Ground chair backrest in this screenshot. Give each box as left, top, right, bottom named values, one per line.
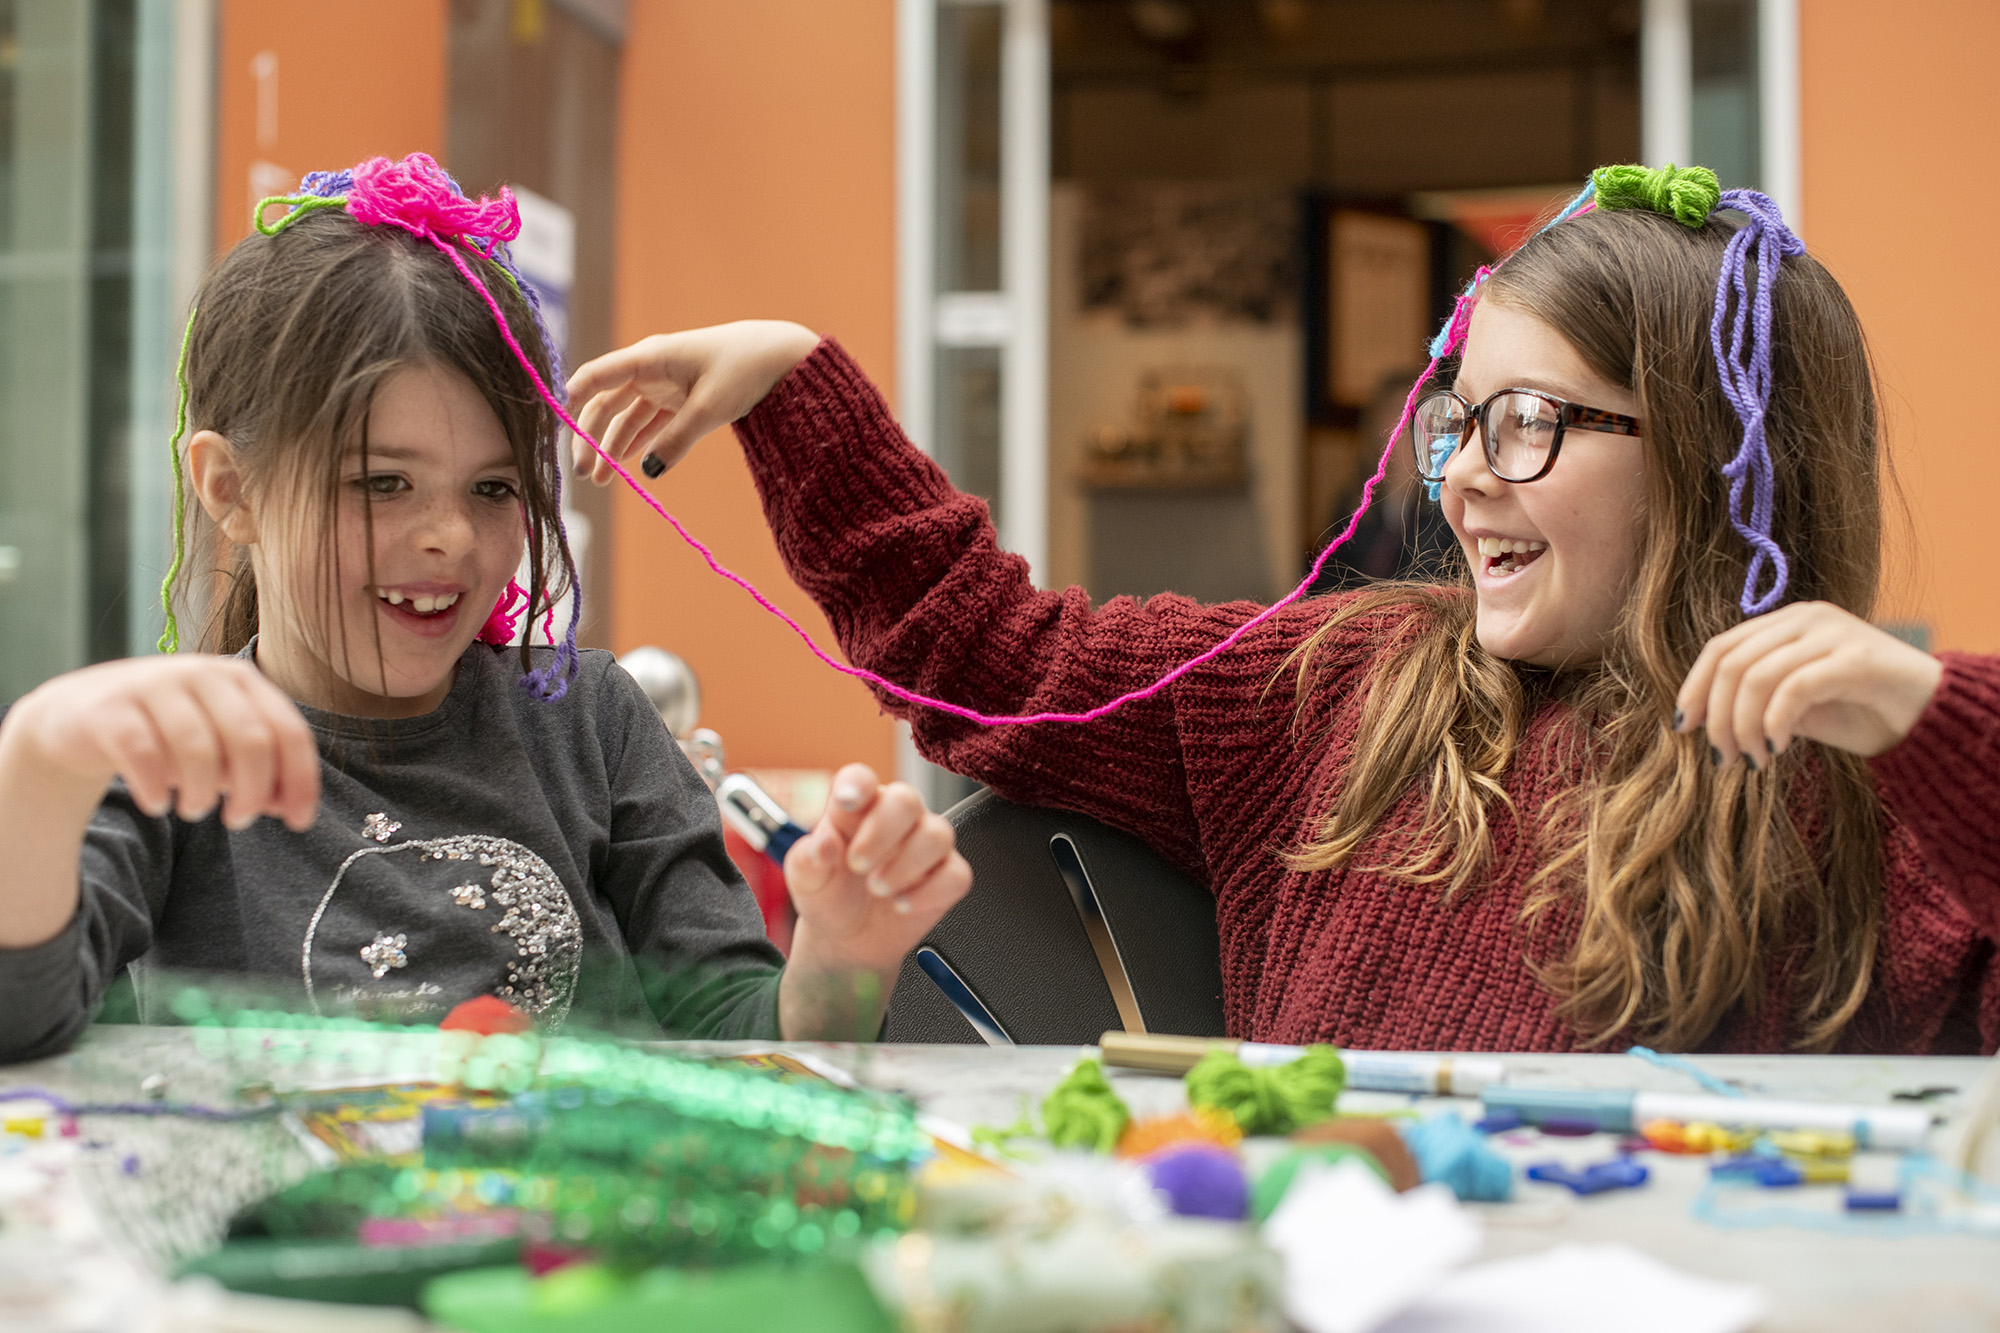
left=879, top=789, right=1227, bottom=1044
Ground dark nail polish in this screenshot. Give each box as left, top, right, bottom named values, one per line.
left=1672, top=708, right=1685, bottom=731
left=1710, top=746, right=1723, bottom=767
left=641, top=454, right=665, bottom=479
left=1765, top=738, right=1776, bottom=755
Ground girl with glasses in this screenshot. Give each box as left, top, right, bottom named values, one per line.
left=566, top=179, right=1989, bottom=1056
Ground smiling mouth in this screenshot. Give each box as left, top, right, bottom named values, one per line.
left=1476, top=536, right=1548, bottom=578
left=374, top=588, right=462, bottom=617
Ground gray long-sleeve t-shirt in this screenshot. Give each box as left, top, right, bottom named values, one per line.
left=0, top=643, right=785, bottom=1062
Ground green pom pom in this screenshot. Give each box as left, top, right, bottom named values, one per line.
left=1041, top=1058, right=1129, bottom=1153
left=1591, top=163, right=1721, bottom=228
left=1185, top=1045, right=1345, bottom=1136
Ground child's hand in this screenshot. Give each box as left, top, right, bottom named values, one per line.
left=564, top=321, right=821, bottom=487
left=1, top=656, right=321, bottom=831
left=778, top=764, right=971, bottom=1039
left=1675, top=601, right=1944, bottom=766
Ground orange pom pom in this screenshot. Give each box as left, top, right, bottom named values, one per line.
left=1116, top=1106, right=1243, bottom=1159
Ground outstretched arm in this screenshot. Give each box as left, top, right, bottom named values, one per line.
left=567, top=324, right=1254, bottom=875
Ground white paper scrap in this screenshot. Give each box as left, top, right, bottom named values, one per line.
left=1375, top=1243, right=1768, bottom=1333
left=1263, top=1157, right=1483, bottom=1333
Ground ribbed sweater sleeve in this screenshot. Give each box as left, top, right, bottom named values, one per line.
left=1869, top=651, right=2000, bottom=938
left=734, top=339, right=1263, bottom=875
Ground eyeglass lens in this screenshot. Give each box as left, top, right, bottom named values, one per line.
left=1410, top=391, right=1561, bottom=483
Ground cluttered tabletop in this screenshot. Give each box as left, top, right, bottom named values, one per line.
left=1, top=1014, right=1996, bottom=1333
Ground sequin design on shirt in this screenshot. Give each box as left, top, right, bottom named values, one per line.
left=362, top=812, right=402, bottom=842
left=301, top=833, right=583, bottom=1029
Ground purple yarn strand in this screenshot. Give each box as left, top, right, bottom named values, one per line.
left=1709, top=189, right=1804, bottom=615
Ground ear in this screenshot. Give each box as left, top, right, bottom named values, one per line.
left=187, top=429, right=258, bottom=545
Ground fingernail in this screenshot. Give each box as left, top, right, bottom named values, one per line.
left=848, top=853, right=872, bottom=875
left=832, top=781, right=865, bottom=811
left=892, top=896, right=913, bottom=915
left=1710, top=746, right=1723, bottom=768
left=867, top=874, right=891, bottom=898
left=1672, top=708, right=1684, bottom=731
left=641, top=454, right=665, bottom=479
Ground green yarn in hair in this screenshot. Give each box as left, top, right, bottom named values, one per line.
left=1041, top=1058, right=1129, bottom=1153
left=255, top=193, right=347, bottom=237
left=156, top=306, right=198, bottom=653
left=1590, top=163, right=1721, bottom=228
left=1185, top=1046, right=1345, bottom=1136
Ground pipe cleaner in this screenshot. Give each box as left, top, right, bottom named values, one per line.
left=161, top=156, right=1798, bottom=724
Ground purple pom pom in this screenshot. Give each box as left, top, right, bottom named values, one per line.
left=1145, top=1145, right=1248, bottom=1221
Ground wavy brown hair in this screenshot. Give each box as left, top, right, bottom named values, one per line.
left=176, top=207, right=571, bottom=692
left=1286, top=207, right=1885, bottom=1051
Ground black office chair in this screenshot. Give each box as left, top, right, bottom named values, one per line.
left=879, top=789, right=1227, bottom=1044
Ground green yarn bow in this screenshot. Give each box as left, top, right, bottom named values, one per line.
left=1185, top=1046, right=1345, bottom=1136
left=1591, top=163, right=1722, bottom=228
left=1041, top=1058, right=1130, bottom=1153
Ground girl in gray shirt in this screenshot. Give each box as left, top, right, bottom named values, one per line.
left=0, top=158, right=968, bottom=1061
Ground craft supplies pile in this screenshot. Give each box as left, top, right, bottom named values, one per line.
left=14, top=997, right=1998, bottom=1332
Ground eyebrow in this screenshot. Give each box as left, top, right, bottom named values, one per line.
left=345, top=444, right=520, bottom=472
left=1453, top=373, right=1601, bottom=403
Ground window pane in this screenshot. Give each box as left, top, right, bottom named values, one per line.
left=1691, top=0, right=1758, bottom=191
left=934, top=345, right=1002, bottom=530
left=935, top=3, right=1001, bottom=293
left=0, top=0, right=92, bottom=698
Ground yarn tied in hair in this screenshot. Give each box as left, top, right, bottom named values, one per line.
left=1184, top=1046, right=1345, bottom=1136
left=1589, top=163, right=1721, bottom=229
left=344, top=153, right=522, bottom=248
left=1708, top=188, right=1803, bottom=615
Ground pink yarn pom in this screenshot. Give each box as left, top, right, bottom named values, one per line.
left=345, top=152, right=520, bottom=246
left=478, top=578, right=528, bottom=646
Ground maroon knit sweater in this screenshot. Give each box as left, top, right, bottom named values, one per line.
left=737, top=341, right=2000, bottom=1054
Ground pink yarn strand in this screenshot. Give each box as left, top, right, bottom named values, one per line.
left=431, top=232, right=1399, bottom=727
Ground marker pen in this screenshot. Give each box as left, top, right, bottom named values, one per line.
left=1481, top=1086, right=1934, bottom=1151
left=1097, top=1032, right=1506, bottom=1096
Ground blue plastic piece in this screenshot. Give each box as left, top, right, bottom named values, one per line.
left=1844, top=1189, right=1902, bottom=1213
left=1525, top=1157, right=1650, bottom=1196
left=1400, top=1112, right=1513, bottom=1202
left=1480, top=1087, right=1637, bottom=1135
left=1472, top=1111, right=1522, bottom=1135
left=1711, top=1155, right=1803, bottom=1188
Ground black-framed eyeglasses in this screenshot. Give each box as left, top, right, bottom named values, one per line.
left=1410, top=387, right=1642, bottom=485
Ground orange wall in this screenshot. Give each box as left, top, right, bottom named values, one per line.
left=215, top=0, right=448, bottom=250
left=609, top=1, right=901, bottom=773
left=1801, top=2, right=1999, bottom=650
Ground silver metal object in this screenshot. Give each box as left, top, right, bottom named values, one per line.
left=615, top=645, right=702, bottom=739
left=915, top=946, right=1013, bottom=1046
left=716, top=773, right=790, bottom=853
left=680, top=728, right=726, bottom=791
left=1049, top=833, right=1147, bottom=1035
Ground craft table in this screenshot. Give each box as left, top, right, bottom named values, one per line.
left=4, top=1028, right=1997, bottom=1332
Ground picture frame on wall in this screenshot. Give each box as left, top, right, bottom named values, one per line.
left=1302, top=200, right=1435, bottom=427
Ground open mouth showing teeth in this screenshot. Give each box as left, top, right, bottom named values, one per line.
left=1476, top=536, right=1548, bottom=577
left=374, top=589, right=462, bottom=616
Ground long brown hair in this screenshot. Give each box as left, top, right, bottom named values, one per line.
left=176, top=207, right=570, bottom=691
left=1287, top=207, right=1885, bottom=1050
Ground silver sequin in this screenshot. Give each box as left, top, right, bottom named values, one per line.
left=362, top=813, right=402, bottom=843
left=450, top=884, right=486, bottom=909
left=360, top=932, right=409, bottom=979
left=302, top=834, right=583, bottom=1028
